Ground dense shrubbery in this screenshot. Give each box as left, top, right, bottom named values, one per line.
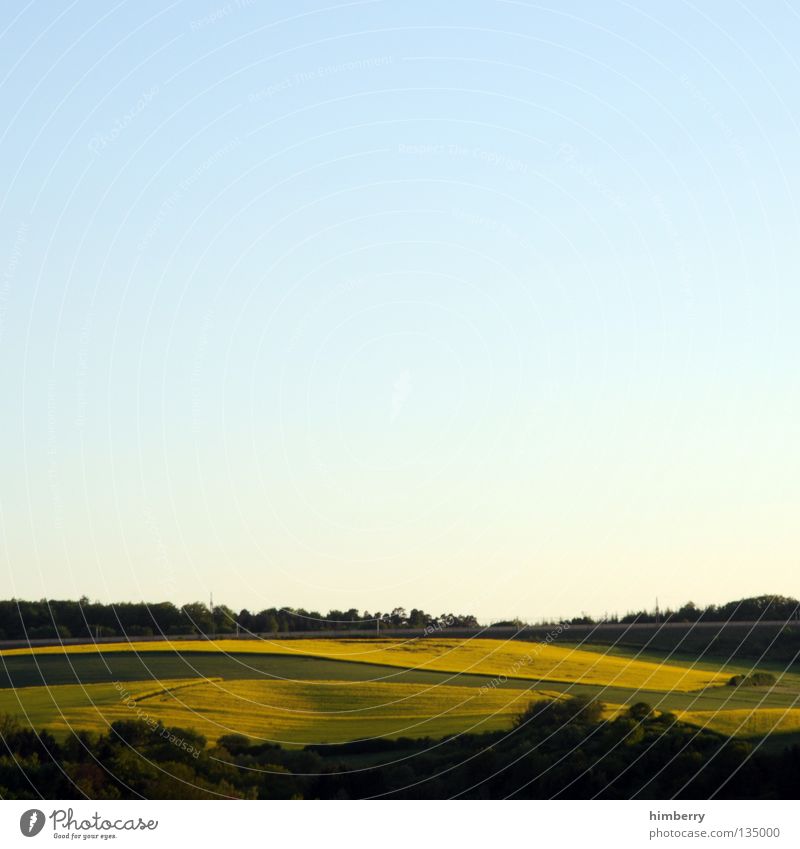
left=727, top=672, right=777, bottom=688
left=1, top=700, right=798, bottom=799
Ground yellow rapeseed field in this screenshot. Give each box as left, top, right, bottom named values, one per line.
left=678, top=708, right=800, bottom=738
left=0, top=679, right=208, bottom=732
left=1, top=637, right=731, bottom=692
left=1, top=677, right=564, bottom=744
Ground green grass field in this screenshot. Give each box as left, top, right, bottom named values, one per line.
left=1, top=637, right=797, bottom=747
left=0, top=678, right=569, bottom=745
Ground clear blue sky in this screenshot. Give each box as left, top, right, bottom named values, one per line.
left=1, top=1, right=798, bottom=621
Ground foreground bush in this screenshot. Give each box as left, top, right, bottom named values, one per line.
left=1, top=701, right=798, bottom=799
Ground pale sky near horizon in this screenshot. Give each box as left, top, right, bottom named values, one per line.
left=1, top=1, right=798, bottom=621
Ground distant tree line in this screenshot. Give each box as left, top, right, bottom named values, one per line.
left=541, top=594, right=800, bottom=627
left=494, top=596, right=800, bottom=628
left=0, top=598, right=478, bottom=641
left=0, top=594, right=797, bottom=643
left=2, top=697, right=799, bottom=799
left=588, top=595, right=800, bottom=626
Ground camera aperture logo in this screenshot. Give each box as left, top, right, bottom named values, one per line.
left=19, top=809, right=45, bottom=837
left=18, top=807, right=158, bottom=838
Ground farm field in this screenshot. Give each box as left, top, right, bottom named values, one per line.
left=0, top=678, right=566, bottom=745
left=1, top=637, right=733, bottom=691
left=562, top=641, right=800, bottom=679
left=677, top=708, right=800, bottom=739
left=1, top=638, right=798, bottom=748
left=0, top=650, right=516, bottom=690
left=0, top=679, right=215, bottom=732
